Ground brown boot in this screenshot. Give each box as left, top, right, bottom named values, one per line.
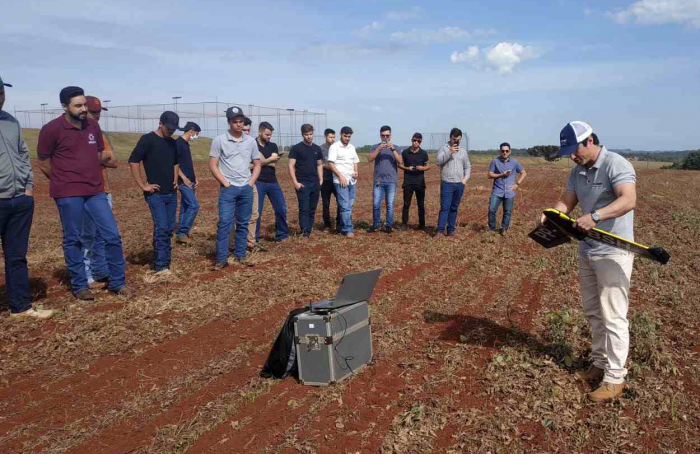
left=575, top=365, right=604, bottom=384
left=588, top=382, right=625, bottom=403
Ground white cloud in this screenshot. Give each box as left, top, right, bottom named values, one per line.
left=386, top=6, right=424, bottom=21
left=485, top=42, right=540, bottom=73
left=356, top=21, right=385, bottom=38
left=450, top=46, right=480, bottom=63
left=450, top=42, right=541, bottom=74
left=391, top=27, right=471, bottom=44
left=610, top=0, right=700, bottom=27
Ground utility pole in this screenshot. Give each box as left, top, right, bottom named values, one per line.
left=172, top=96, right=182, bottom=112
left=104, top=100, right=111, bottom=131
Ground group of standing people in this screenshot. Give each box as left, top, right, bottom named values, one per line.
left=2, top=79, right=639, bottom=405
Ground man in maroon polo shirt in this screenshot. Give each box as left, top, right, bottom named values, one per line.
left=37, top=86, right=132, bottom=300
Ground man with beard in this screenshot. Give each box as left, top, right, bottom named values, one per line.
left=128, top=111, right=180, bottom=275
left=255, top=122, right=289, bottom=242
left=288, top=124, right=323, bottom=240
left=37, top=86, right=130, bottom=300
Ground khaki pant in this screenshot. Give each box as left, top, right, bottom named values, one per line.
left=230, top=184, right=259, bottom=250
left=578, top=251, right=634, bottom=385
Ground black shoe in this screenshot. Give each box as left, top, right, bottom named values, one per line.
left=418, top=225, right=425, bottom=230
left=385, top=226, right=393, bottom=234
left=499, top=228, right=507, bottom=236
left=368, top=227, right=377, bottom=233
left=75, top=289, right=95, bottom=301
left=213, top=262, right=229, bottom=270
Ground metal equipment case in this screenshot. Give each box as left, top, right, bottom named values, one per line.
left=293, top=301, right=372, bottom=386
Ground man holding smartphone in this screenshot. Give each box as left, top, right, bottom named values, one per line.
left=487, top=142, right=526, bottom=235
left=255, top=121, right=289, bottom=242
left=368, top=125, right=403, bottom=233
left=435, top=128, right=471, bottom=237
left=399, top=133, right=430, bottom=229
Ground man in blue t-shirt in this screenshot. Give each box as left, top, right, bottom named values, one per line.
left=487, top=142, right=526, bottom=235
left=175, top=122, right=201, bottom=244
left=368, top=125, right=403, bottom=233
left=288, top=124, right=323, bottom=240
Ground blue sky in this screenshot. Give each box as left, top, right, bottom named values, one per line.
left=2, top=0, right=700, bottom=150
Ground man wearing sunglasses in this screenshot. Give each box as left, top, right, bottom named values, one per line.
left=487, top=142, right=526, bottom=235
left=368, top=125, right=403, bottom=233
left=399, top=133, right=430, bottom=229
left=435, top=128, right=471, bottom=237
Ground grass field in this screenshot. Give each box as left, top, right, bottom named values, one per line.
left=1, top=135, right=696, bottom=453
left=21, top=128, right=672, bottom=169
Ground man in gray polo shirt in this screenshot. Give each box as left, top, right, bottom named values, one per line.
left=435, top=128, right=471, bottom=237
left=209, top=106, right=261, bottom=268
left=541, top=121, right=636, bottom=403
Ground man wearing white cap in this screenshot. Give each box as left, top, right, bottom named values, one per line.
left=540, top=121, right=636, bottom=403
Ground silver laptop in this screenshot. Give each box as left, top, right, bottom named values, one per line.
left=310, top=269, right=382, bottom=311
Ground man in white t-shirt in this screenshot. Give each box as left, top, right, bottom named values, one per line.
left=328, top=126, right=360, bottom=238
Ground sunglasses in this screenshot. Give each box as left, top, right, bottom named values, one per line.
left=412, top=139, right=422, bottom=143
left=501, top=149, right=510, bottom=153
left=380, top=134, right=391, bottom=138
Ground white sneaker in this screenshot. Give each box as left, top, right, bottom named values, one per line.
left=10, top=308, right=55, bottom=320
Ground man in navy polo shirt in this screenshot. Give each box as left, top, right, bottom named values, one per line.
left=37, top=86, right=130, bottom=300
left=368, top=125, right=403, bottom=233
left=288, top=124, right=323, bottom=240
left=175, top=122, right=201, bottom=244
left=129, top=111, right=180, bottom=275
left=487, top=142, right=526, bottom=235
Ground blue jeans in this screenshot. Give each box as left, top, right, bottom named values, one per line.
left=177, top=184, right=200, bottom=237
left=488, top=193, right=515, bottom=231
left=255, top=181, right=289, bottom=241
left=216, top=184, right=253, bottom=262
left=145, top=192, right=177, bottom=271
left=0, top=195, right=34, bottom=313
left=334, top=183, right=357, bottom=234
left=437, top=181, right=465, bottom=234
left=295, top=181, right=320, bottom=237
left=55, top=193, right=126, bottom=293
left=372, top=182, right=396, bottom=228
left=81, top=192, right=113, bottom=283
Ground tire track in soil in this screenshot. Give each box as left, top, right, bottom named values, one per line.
left=36, top=262, right=428, bottom=454
left=432, top=273, right=547, bottom=453
left=187, top=258, right=492, bottom=454
left=176, top=262, right=434, bottom=454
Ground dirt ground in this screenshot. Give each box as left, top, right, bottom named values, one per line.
left=1, top=160, right=699, bottom=454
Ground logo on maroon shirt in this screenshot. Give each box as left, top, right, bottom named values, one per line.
left=88, top=133, right=97, bottom=145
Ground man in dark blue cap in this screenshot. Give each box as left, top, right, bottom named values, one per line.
left=128, top=111, right=180, bottom=276
left=0, top=76, right=54, bottom=318
left=37, top=86, right=130, bottom=300
left=539, top=120, right=636, bottom=403
left=175, top=121, right=201, bottom=244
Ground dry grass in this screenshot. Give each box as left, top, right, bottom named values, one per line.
left=0, top=157, right=698, bottom=454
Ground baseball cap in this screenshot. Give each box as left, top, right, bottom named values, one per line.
left=159, top=111, right=180, bottom=130
left=180, top=121, right=201, bottom=133
left=0, top=76, right=12, bottom=88
left=86, top=96, right=108, bottom=112
left=557, top=121, right=593, bottom=157
left=225, top=106, right=245, bottom=120
left=59, top=86, right=85, bottom=105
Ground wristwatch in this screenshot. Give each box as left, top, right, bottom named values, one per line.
left=591, top=211, right=601, bottom=223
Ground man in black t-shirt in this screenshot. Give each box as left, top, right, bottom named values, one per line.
left=128, top=111, right=180, bottom=274
left=288, top=123, right=323, bottom=240
left=399, top=133, right=430, bottom=229
left=175, top=122, right=201, bottom=244
left=255, top=122, right=289, bottom=241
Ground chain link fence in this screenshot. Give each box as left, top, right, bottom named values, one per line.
left=16, top=101, right=328, bottom=150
